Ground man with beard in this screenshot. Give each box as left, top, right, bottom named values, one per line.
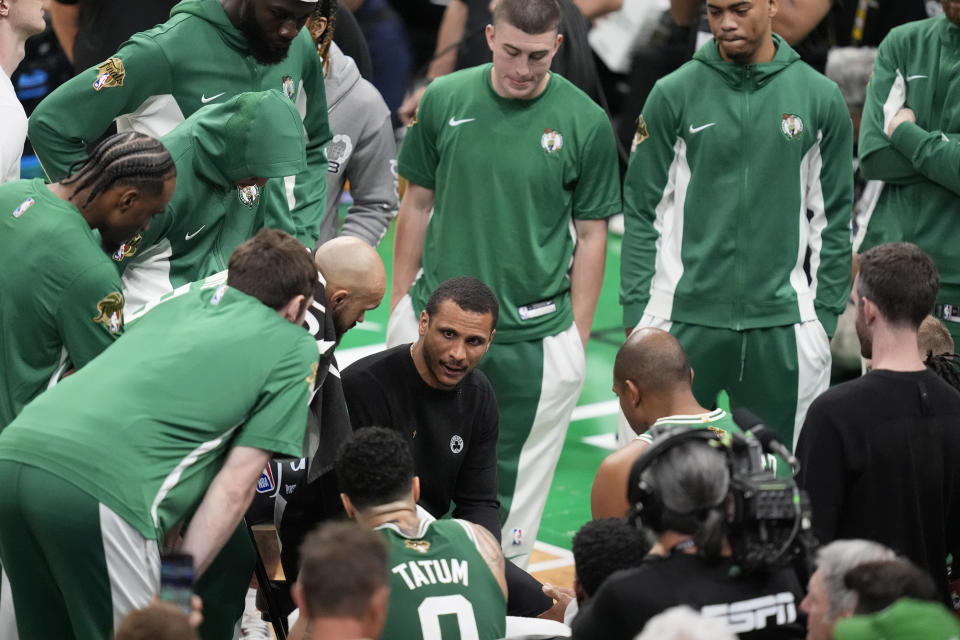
left=313, top=235, right=387, bottom=341
left=797, top=242, right=960, bottom=604
left=344, top=277, right=501, bottom=538
left=0, top=131, right=175, bottom=431
left=28, top=0, right=333, bottom=248
left=857, top=0, right=960, bottom=350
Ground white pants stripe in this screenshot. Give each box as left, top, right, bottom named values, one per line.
left=99, top=503, right=162, bottom=630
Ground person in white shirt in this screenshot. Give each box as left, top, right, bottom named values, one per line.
left=0, top=0, right=46, bottom=183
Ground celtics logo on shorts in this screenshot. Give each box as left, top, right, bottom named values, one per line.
left=282, top=75, right=295, bottom=100
left=450, top=435, right=464, bottom=454
left=541, top=128, right=563, bottom=154
left=93, top=292, right=125, bottom=334
left=238, top=184, right=260, bottom=208
left=781, top=114, right=804, bottom=140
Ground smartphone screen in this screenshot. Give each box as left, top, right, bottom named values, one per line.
left=159, top=553, right=194, bottom=615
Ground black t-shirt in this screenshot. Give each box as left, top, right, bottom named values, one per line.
left=54, top=0, right=177, bottom=73
left=832, top=0, right=935, bottom=47
left=797, top=368, right=960, bottom=601
left=571, top=553, right=805, bottom=640
left=341, top=344, right=501, bottom=537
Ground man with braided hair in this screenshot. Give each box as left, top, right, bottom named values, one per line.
left=0, top=228, right=319, bottom=639
left=0, top=129, right=175, bottom=640
left=0, top=131, right=176, bottom=430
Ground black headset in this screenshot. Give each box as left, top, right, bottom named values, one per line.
left=626, top=426, right=742, bottom=532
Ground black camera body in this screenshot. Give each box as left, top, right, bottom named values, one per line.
left=627, top=416, right=815, bottom=575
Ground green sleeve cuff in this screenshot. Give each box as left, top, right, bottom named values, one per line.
left=817, top=310, right=839, bottom=340
left=622, top=302, right=646, bottom=331
left=890, top=120, right=928, bottom=162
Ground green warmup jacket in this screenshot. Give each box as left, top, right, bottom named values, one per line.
left=621, top=35, right=853, bottom=336
left=28, top=0, right=330, bottom=247
left=115, top=90, right=307, bottom=310
left=858, top=15, right=960, bottom=285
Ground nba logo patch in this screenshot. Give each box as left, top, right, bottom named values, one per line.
left=511, top=527, right=523, bottom=545
left=256, top=465, right=276, bottom=494
left=210, top=284, right=227, bottom=305
left=12, top=197, right=34, bottom=218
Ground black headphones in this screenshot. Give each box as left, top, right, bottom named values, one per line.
left=626, top=426, right=741, bottom=532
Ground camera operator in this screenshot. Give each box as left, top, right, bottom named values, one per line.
left=571, top=433, right=805, bottom=640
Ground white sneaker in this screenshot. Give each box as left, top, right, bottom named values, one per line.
left=239, top=587, right=273, bottom=639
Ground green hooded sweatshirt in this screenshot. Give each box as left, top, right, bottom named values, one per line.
left=28, top=0, right=330, bottom=246
left=115, top=90, right=306, bottom=310
left=621, top=35, right=853, bottom=336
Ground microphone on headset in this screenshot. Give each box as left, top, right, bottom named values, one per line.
left=732, top=408, right=801, bottom=475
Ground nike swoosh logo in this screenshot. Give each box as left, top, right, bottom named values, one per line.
left=449, top=117, right=475, bottom=127
left=906, top=75, right=927, bottom=81
left=185, top=225, right=205, bottom=240
left=201, top=92, right=225, bottom=104
left=689, top=123, right=716, bottom=134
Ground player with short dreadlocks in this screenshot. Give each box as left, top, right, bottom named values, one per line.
left=304, top=0, right=397, bottom=248
left=0, top=130, right=176, bottom=430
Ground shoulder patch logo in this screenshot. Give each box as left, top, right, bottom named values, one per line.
left=631, top=115, right=649, bottom=151
left=405, top=539, right=431, bottom=554
left=306, top=361, right=319, bottom=392
left=408, top=108, right=419, bottom=128
left=450, top=435, right=464, bottom=454
left=327, top=134, right=354, bottom=174
left=93, top=58, right=126, bottom=91
left=238, top=184, right=260, bottom=208
left=780, top=113, right=804, bottom=140
left=282, top=75, right=295, bottom=100
left=12, top=197, right=35, bottom=219
left=111, top=232, right=143, bottom=262
left=706, top=425, right=728, bottom=439
left=93, top=292, right=125, bottom=334
left=541, top=129, right=563, bottom=154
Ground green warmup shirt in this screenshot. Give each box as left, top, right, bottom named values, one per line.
left=378, top=515, right=506, bottom=640
left=399, top=64, right=621, bottom=344
left=0, top=178, right=124, bottom=429
left=27, top=0, right=331, bottom=247
left=115, top=90, right=307, bottom=310
left=638, top=408, right=788, bottom=478
left=858, top=16, right=960, bottom=286
left=0, top=280, right=317, bottom=540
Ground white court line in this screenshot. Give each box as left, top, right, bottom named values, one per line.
left=528, top=541, right=575, bottom=573
left=570, top=399, right=619, bottom=422
left=581, top=433, right=618, bottom=451
left=336, top=342, right=386, bottom=370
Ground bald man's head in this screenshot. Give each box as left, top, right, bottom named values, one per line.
left=315, top=237, right=386, bottom=340
left=614, top=328, right=692, bottom=392
left=614, top=329, right=694, bottom=433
